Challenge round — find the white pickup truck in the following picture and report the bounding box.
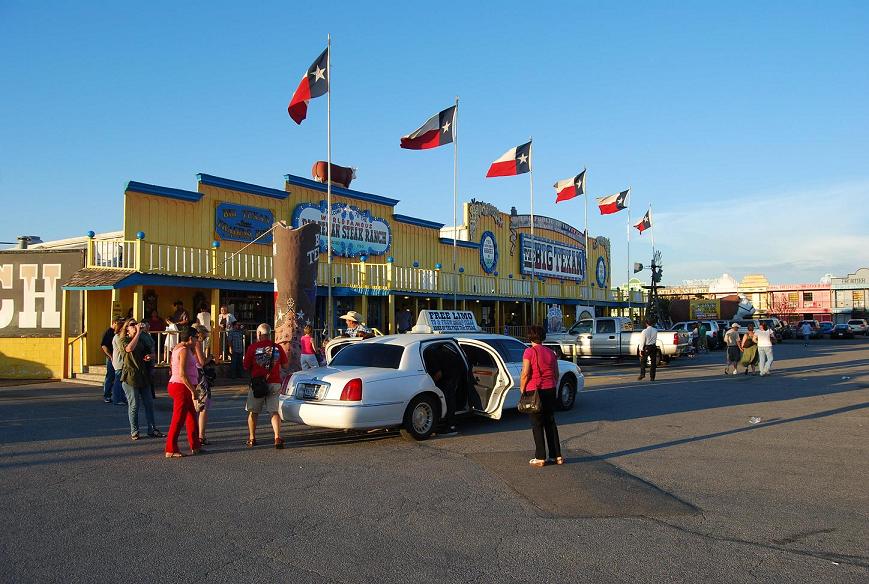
[545,317,691,363]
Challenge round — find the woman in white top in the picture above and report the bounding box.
[196,304,212,358]
[754,323,775,376]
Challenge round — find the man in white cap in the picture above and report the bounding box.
[339,310,373,338]
[724,322,741,375]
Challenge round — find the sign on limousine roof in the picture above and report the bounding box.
[412,310,481,334]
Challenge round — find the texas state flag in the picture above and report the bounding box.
[486,141,532,177]
[554,170,586,203]
[288,47,329,125]
[597,189,630,215]
[400,106,456,150]
[634,209,652,233]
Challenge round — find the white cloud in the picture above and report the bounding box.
[617,180,869,285]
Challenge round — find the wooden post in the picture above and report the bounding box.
[132,285,144,320]
[387,293,396,334]
[61,288,70,378]
[210,287,220,359]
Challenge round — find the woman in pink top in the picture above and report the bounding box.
[520,325,563,467]
[164,327,202,458]
[300,325,319,370]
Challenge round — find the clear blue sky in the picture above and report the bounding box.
[2,1,867,284]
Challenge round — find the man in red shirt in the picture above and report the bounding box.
[243,323,288,448]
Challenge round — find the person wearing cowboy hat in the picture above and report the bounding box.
[724,322,742,375]
[339,310,373,338]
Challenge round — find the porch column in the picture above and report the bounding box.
[210,288,220,359]
[495,300,501,332]
[387,293,396,334]
[132,285,144,321]
[111,288,121,321]
[437,297,444,310]
[361,294,369,327]
[61,288,70,379]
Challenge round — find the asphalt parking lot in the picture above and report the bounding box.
[1,338,867,583]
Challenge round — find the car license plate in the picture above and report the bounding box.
[297,383,322,401]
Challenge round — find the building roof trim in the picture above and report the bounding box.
[392,214,445,229]
[125,181,203,203]
[284,174,400,207]
[439,238,479,249]
[197,174,289,200]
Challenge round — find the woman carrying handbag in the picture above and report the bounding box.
[519,325,563,468]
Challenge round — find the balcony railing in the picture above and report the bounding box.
[85,237,646,304]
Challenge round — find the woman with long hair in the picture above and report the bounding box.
[739,323,759,375]
[519,325,563,467]
[120,318,161,440]
[164,327,202,458]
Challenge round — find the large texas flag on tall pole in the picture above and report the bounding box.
[597,189,630,214]
[288,47,329,124]
[485,141,532,177]
[554,170,586,203]
[400,106,457,150]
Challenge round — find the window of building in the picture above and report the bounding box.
[787,292,798,304]
[803,292,813,302]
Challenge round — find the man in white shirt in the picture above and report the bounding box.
[638,318,659,381]
[754,323,775,376]
[800,322,812,347]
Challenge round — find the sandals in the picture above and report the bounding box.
[554,456,565,465]
[131,434,140,441]
[246,438,257,448]
[274,437,285,449]
[199,437,209,445]
[148,429,164,438]
[529,458,546,468]
[164,452,183,458]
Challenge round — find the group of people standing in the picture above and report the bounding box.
[724,322,776,376]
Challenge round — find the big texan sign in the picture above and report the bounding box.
[519,234,586,281]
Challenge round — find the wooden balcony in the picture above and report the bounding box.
[86,237,645,304]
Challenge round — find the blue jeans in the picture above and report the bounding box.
[112,370,126,404]
[230,353,244,378]
[103,358,114,400]
[122,381,157,436]
[758,347,774,374]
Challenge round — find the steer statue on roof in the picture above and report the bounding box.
[311,161,356,189]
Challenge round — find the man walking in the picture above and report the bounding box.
[800,321,812,347]
[243,323,288,449]
[724,322,741,375]
[227,322,246,379]
[698,321,708,353]
[637,318,658,381]
[755,322,776,376]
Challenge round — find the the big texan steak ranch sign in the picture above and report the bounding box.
[292,201,391,257]
[519,234,586,281]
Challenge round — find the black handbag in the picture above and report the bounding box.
[250,344,275,398]
[518,346,543,414]
[518,389,541,414]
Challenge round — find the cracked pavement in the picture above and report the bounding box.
[1,339,867,582]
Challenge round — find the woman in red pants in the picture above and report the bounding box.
[165,327,202,458]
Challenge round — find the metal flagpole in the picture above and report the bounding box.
[649,203,655,254]
[583,169,589,301]
[626,188,631,322]
[326,34,334,339]
[452,96,459,310]
[529,137,536,324]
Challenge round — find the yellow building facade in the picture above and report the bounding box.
[55,172,642,378]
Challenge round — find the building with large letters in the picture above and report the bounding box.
[2,172,643,380]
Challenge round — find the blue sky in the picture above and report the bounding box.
[1,1,867,284]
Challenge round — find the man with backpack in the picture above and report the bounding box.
[243,323,288,449]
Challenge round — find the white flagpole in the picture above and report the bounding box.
[649,203,655,254]
[326,34,333,339]
[453,97,459,310]
[529,137,536,324]
[583,169,589,301]
[626,188,632,322]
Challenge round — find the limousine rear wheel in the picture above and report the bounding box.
[400,395,439,441]
[557,377,577,411]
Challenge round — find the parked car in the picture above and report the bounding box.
[280,311,583,441]
[847,319,869,335]
[545,317,692,363]
[817,322,836,338]
[670,320,723,349]
[830,324,855,339]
